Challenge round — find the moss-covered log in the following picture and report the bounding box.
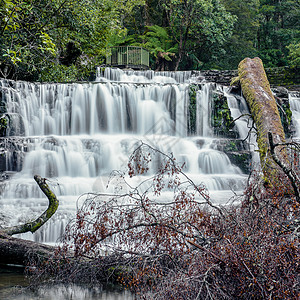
[2,175,59,236]
[0,175,59,265]
[237,57,290,186]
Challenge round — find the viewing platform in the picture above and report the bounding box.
[106,46,150,70]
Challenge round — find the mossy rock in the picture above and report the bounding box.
[212,91,236,137]
[226,151,252,174]
[0,116,8,137]
[272,87,293,137]
[211,139,251,173]
[188,84,199,134]
[212,138,249,152]
[266,67,300,87]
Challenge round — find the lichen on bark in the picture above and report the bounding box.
[2,175,59,236]
[237,57,289,186]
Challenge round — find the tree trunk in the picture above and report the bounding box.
[0,232,56,265]
[237,57,290,187]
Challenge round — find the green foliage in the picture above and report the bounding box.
[39,64,79,82]
[224,141,238,152]
[108,25,177,70]
[287,42,300,67]
[212,92,234,137]
[0,115,8,137]
[1,0,299,76]
[188,84,199,133]
[141,25,177,61]
[108,29,138,47]
[161,0,236,70]
[0,0,144,80]
[215,0,260,69]
[257,0,300,67]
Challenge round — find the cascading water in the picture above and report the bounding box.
[0,69,248,244]
[223,87,261,168]
[289,91,300,138]
[97,67,203,84]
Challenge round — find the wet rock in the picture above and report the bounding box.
[211,139,251,174]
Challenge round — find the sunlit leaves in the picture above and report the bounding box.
[3,48,21,65]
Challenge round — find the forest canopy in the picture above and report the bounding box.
[0,0,299,80]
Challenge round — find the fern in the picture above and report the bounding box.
[141,25,178,59]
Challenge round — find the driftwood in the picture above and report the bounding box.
[0,175,59,265]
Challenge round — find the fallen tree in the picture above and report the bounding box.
[0,232,55,265]
[234,57,298,193]
[0,175,58,265]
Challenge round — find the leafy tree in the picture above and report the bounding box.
[138,25,178,71]
[161,0,236,70]
[257,0,300,67]
[0,0,144,81]
[287,42,300,67]
[215,0,260,69]
[0,0,57,79]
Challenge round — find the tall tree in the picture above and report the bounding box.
[257,0,300,67]
[215,0,260,69]
[161,0,236,70]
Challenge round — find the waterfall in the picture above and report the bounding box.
[96,67,203,84]
[289,92,300,138]
[224,89,252,140]
[0,69,249,244]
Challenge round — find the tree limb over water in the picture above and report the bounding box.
[0,175,59,265]
[2,175,59,236]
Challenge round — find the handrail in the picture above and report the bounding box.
[106,46,150,68]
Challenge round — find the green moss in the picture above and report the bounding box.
[238,57,287,184]
[212,92,235,137]
[227,152,251,174]
[277,100,293,137]
[230,76,240,86]
[0,116,8,137]
[188,84,199,134]
[224,141,238,152]
[266,66,300,86]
